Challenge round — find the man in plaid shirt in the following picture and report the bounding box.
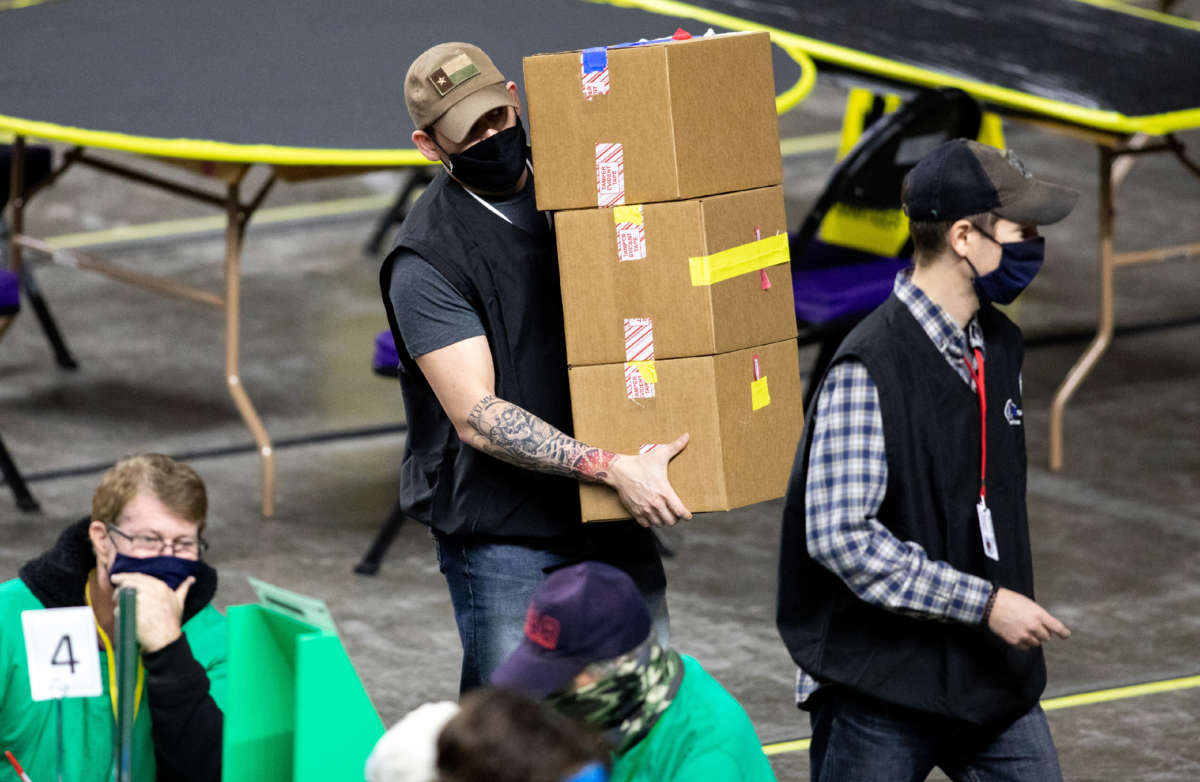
[778,139,1077,781]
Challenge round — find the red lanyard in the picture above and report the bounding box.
[963,348,986,499]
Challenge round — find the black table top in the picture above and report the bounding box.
[668,0,1200,134]
[0,0,798,164]
[5,0,1195,164]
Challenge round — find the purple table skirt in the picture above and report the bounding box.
[790,238,910,325]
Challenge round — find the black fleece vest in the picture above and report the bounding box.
[379,170,579,538]
[777,295,1044,727]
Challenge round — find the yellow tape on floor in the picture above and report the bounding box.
[1041,674,1200,712]
[45,194,394,249]
[763,738,811,757]
[760,673,1200,757]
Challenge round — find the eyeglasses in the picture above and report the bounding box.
[106,524,208,558]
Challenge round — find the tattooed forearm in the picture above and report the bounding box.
[465,395,617,482]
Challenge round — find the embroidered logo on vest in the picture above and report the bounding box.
[1004,398,1023,426]
[524,607,561,650]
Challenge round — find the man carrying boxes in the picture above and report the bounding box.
[381,42,687,693]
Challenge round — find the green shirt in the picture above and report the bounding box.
[611,655,777,782]
[0,578,227,782]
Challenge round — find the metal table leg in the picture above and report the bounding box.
[1050,146,1116,471]
[1049,136,1200,470]
[223,176,276,516]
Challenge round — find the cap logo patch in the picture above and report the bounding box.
[524,607,561,650]
[1005,149,1032,179]
[429,53,480,97]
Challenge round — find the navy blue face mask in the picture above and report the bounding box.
[965,228,1045,305]
[109,553,203,590]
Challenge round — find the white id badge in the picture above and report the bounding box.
[976,498,1000,561]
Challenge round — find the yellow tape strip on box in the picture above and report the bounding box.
[689,232,789,287]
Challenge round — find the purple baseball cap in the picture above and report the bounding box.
[490,561,651,698]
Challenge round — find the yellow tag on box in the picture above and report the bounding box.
[751,376,770,410]
[629,360,657,384]
[613,204,644,225]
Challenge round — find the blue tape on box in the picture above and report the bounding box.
[609,35,676,50]
[582,46,608,73]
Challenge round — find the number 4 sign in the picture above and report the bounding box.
[21,607,103,701]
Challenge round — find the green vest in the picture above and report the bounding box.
[0,578,227,782]
[611,655,777,782]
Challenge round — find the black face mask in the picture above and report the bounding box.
[439,122,528,194]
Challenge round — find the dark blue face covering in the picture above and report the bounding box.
[109,553,203,590]
[966,231,1045,305]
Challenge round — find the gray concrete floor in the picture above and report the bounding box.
[3,28,1200,781]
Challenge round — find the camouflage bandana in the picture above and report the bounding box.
[547,640,683,754]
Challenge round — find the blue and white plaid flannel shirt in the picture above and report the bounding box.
[795,269,995,705]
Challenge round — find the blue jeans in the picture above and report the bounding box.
[434,532,669,693]
[809,689,1062,782]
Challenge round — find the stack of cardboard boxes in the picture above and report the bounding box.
[524,31,803,521]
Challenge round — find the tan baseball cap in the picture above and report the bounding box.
[404,42,517,143]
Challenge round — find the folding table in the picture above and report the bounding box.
[0,0,772,515]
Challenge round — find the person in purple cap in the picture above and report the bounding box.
[778,139,1078,780]
[492,561,776,782]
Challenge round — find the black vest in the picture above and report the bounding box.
[379,170,579,538]
[777,295,1044,727]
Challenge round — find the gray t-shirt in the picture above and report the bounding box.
[388,178,548,361]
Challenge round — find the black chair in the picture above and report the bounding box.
[0,267,38,511]
[362,166,438,256]
[1,144,68,513]
[791,88,983,406]
[354,330,406,575]
[1,144,78,369]
[0,432,39,512]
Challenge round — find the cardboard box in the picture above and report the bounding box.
[556,185,797,366]
[523,31,782,211]
[570,338,803,521]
